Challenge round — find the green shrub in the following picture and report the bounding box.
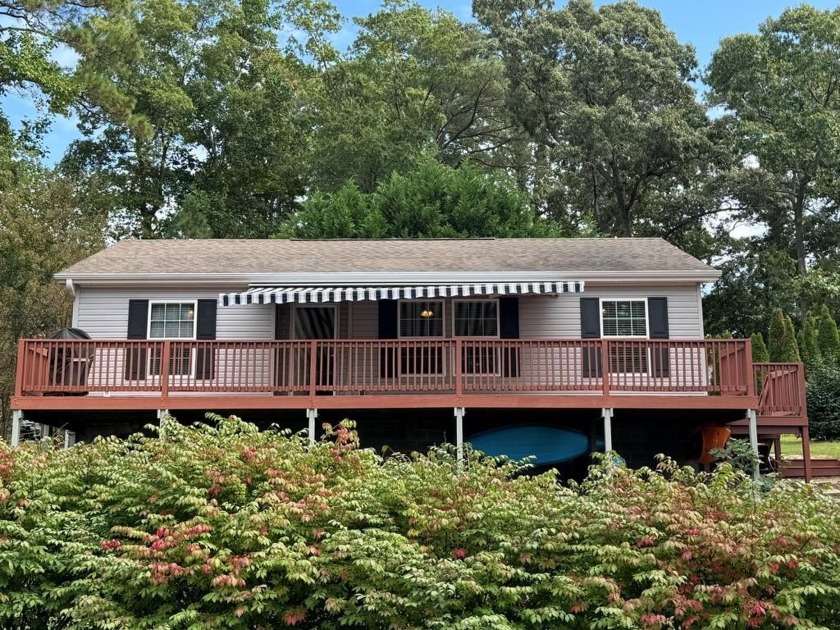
[750,331,770,363]
[2,415,840,628]
[768,308,801,363]
[806,366,840,441]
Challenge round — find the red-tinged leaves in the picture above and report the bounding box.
[2,415,840,629]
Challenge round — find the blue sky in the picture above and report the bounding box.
[9,0,840,162]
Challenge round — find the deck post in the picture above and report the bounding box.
[746,409,759,480]
[10,410,22,447]
[306,408,318,444]
[454,407,465,466]
[40,423,50,439]
[801,425,812,483]
[64,430,76,450]
[602,408,614,452]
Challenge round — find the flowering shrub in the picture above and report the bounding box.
[1,414,840,628]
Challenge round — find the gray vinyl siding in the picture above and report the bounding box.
[72,283,706,393]
[74,287,274,339]
[519,285,703,339]
[74,284,704,342]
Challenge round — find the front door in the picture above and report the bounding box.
[293,306,336,391]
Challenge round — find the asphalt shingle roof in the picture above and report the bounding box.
[59,238,716,276]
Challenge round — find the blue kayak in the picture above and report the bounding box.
[467,425,590,465]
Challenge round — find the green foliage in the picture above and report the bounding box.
[0,162,107,437]
[710,438,759,477]
[2,415,840,627]
[474,0,719,238]
[817,304,840,368]
[798,313,820,371]
[768,308,800,363]
[280,158,554,239]
[750,332,770,364]
[806,367,840,441]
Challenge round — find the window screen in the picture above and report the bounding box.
[454,300,498,337]
[601,300,647,337]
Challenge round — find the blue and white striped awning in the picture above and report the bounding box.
[221,281,584,306]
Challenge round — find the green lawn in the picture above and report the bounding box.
[780,435,840,459]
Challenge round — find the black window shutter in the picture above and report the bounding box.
[126,300,149,380]
[648,297,670,377]
[498,297,520,376]
[195,299,217,380]
[580,297,602,378]
[378,300,398,377]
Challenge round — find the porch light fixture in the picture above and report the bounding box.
[420,309,435,318]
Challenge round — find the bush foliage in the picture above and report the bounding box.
[2,415,840,628]
[807,366,840,442]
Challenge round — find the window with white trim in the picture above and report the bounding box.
[148,302,195,376]
[601,299,648,373]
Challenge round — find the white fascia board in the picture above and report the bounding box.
[57,268,721,286]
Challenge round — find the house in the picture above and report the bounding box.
[10,238,811,478]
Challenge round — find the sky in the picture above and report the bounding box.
[8,0,840,162]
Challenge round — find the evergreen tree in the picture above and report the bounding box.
[798,312,820,370]
[817,305,840,368]
[750,332,770,364]
[783,314,801,363]
[768,308,800,363]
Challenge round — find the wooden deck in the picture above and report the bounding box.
[10,338,803,416]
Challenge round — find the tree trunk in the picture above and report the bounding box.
[793,177,808,276]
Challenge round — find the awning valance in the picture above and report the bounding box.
[221,281,584,306]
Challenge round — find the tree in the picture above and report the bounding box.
[750,332,769,364]
[474,0,719,238]
[798,312,820,371]
[817,304,840,368]
[279,158,554,239]
[308,1,516,193]
[767,308,800,363]
[0,162,107,438]
[707,5,840,277]
[62,0,339,239]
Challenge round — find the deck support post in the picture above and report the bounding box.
[454,407,466,466]
[40,423,50,439]
[602,408,614,453]
[157,409,170,439]
[10,410,22,447]
[64,431,76,450]
[746,409,759,481]
[801,426,812,483]
[306,409,318,444]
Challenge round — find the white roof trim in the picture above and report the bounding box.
[57,269,721,286]
[221,281,585,306]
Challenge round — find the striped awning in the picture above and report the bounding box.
[220,281,584,306]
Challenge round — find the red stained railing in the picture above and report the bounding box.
[15,338,755,398]
[754,363,806,417]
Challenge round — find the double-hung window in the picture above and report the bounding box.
[454,300,499,374]
[601,299,648,374]
[398,300,444,374]
[148,302,195,376]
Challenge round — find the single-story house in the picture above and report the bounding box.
[10,238,810,478]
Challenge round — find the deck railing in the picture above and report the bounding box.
[754,362,806,418]
[16,338,756,399]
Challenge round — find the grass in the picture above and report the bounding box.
[780,435,840,459]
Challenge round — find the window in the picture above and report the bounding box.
[454,300,500,374]
[601,300,647,337]
[398,301,443,375]
[454,300,498,337]
[148,302,195,376]
[601,300,648,374]
[399,300,443,337]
